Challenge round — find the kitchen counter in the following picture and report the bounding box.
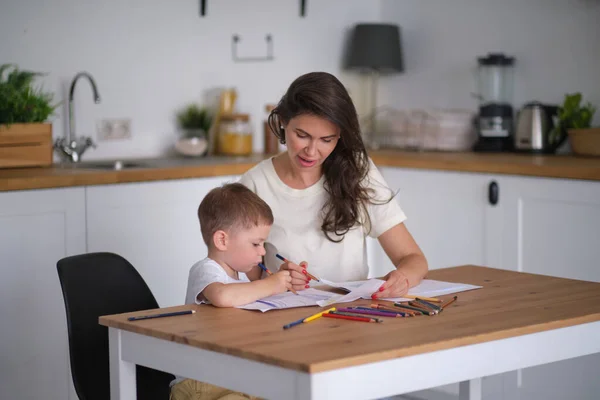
[1,150,599,192]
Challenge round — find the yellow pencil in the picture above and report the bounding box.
[304,307,336,323]
[403,294,441,303]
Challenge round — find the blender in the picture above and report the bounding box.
[473,53,515,152]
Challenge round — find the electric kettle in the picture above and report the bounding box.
[514,102,565,153]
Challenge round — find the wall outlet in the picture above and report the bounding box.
[96,119,132,141]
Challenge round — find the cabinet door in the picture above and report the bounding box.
[0,188,86,400]
[368,167,496,277]
[500,176,600,400]
[86,176,239,307]
[502,175,600,281]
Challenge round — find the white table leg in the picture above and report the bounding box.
[459,378,482,400]
[109,327,137,400]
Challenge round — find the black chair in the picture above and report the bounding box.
[57,252,175,400]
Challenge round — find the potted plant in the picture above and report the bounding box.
[176,104,212,139]
[0,63,58,168]
[551,93,598,157]
[174,104,213,156]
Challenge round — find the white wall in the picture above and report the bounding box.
[3,0,599,161]
[0,0,381,160]
[379,0,600,124]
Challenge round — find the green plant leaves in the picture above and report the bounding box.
[176,104,212,133]
[550,92,596,143]
[0,63,58,125]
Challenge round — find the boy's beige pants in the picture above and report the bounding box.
[170,379,262,400]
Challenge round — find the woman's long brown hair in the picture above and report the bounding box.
[268,72,391,242]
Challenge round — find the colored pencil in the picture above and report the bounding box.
[350,306,410,317]
[337,307,403,318]
[441,296,458,310]
[331,311,383,323]
[282,307,336,330]
[304,307,336,323]
[128,310,195,321]
[282,316,306,330]
[415,298,442,312]
[403,294,442,303]
[259,262,297,295]
[275,254,320,282]
[394,302,434,315]
[323,313,377,323]
[371,303,417,316]
[408,301,439,314]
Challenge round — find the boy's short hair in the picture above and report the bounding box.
[198,182,274,246]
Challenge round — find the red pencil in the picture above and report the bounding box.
[323,313,376,323]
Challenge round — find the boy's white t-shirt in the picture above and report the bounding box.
[172,257,250,387]
[239,157,406,282]
[184,257,250,305]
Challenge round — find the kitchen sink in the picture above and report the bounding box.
[56,154,265,171]
[59,160,153,170]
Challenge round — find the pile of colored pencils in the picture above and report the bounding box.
[282,296,458,329]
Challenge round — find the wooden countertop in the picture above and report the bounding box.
[1,151,599,192]
[99,266,600,373]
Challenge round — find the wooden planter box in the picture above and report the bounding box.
[0,123,53,168]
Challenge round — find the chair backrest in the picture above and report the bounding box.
[57,252,173,400]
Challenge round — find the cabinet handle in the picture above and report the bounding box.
[488,181,499,205]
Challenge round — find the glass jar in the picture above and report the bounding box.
[218,114,253,156]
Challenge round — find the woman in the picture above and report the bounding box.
[241,71,427,299]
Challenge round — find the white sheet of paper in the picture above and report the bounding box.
[317,278,371,293]
[313,278,482,306]
[374,279,482,302]
[236,288,338,312]
[316,279,385,307]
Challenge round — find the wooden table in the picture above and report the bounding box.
[99,266,600,400]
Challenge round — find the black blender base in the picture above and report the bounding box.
[473,138,513,152]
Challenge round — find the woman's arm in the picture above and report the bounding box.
[373,222,428,299]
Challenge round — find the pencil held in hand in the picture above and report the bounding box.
[258,262,273,275]
[275,254,320,282]
[259,263,298,295]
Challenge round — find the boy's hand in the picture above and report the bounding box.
[266,270,292,294]
[278,260,310,292]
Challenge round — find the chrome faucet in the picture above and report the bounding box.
[54,72,101,162]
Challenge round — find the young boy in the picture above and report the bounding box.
[170,183,291,400]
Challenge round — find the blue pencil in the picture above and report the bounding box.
[283,316,306,330]
[258,262,273,275]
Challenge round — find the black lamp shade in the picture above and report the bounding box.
[345,23,404,73]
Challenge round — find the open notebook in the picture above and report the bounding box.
[236,278,482,312]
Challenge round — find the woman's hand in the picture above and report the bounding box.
[278,260,311,292]
[372,269,410,300]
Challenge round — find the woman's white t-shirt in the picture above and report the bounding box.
[239,157,406,282]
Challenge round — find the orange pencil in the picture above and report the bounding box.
[441,296,458,310]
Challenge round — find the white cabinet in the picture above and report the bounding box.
[86,176,239,308]
[374,167,600,400]
[495,174,600,282]
[0,187,86,400]
[369,167,502,278]
[496,175,600,400]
